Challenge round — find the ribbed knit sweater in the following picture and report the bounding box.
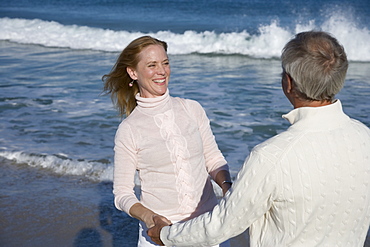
[113,90,228,223]
[161,100,370,247]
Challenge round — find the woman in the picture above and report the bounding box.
[103,36,231,246]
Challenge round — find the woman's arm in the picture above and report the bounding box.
[113,124,141,214]
[190,100,232,195]
[214,169,232,196]
[129,203,158,228]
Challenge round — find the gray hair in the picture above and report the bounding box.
[281,31,348,101]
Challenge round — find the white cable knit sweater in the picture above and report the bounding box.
[113,89,228,223]
[161,100,370,247]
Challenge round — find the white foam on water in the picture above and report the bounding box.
[1,10,369,61]
[0,151,113,182]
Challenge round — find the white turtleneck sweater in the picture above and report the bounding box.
[160,100,370,247]
[113,90,228,223]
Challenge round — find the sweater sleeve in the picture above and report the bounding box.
[186,99,229,179]
[113,122,140,216]
[160,149,277,246]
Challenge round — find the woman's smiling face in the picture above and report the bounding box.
[127,44,170,98]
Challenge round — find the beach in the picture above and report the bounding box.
[1,157,369,247]
[1,0,370,246]
[0,157,139,247]
[0,158,254,247]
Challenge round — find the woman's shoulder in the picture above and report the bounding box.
[171,96,203,110]
[116,109,141,130]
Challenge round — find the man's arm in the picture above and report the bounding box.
[147,150,277,246]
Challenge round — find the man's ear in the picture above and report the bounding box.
[127,67,137,80]
[285,73,293,94]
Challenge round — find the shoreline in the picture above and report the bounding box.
[0,159,368,246]
[0,159,139,247]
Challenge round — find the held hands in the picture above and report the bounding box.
[147,215,172,246]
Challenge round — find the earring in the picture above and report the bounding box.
[129,80,134,87]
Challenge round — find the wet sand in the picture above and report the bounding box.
[0,158,368,246]
[0,159,139,247]
[0,159,250,247]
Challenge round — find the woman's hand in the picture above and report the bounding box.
[129,203,157,228]
[147,215,172,245]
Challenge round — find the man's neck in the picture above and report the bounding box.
[293,99,332,109]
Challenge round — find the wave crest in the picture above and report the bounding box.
[0,151,113,182]
[0,13,369,61]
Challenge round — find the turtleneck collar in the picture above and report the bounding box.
[282,100,349,129]
[135,89,170,110]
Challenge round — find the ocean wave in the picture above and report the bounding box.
[0,150,226,196]
[1,14,369,61]
[0,151,113,182]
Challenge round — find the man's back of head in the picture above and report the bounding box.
[281,31,348,102]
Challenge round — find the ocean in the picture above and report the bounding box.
[0,0,369,246]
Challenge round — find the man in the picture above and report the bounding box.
[147,31,370,246]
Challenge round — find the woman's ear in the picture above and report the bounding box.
[126,67,137,80]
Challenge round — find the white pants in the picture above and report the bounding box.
[137,222,230,247]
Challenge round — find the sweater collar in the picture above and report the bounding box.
[135,89,170,109]
[282,100,349,127]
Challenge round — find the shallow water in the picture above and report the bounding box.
[1,41,370,180]
[1,0,370,180]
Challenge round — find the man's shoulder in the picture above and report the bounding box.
[252,130,296,161]
[349,118,370,132]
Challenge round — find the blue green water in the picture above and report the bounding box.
[0,0,369,180]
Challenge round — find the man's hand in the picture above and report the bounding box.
[147,215,172,246]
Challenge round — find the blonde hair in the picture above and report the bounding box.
[102,36,168,117]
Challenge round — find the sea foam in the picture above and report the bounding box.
[0,151,113,182]
[0,12,369,61]
[0,150,224,194]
